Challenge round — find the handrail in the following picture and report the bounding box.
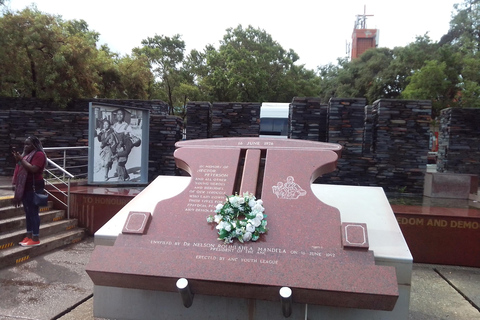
[43,146,89,219]
[46,158,75,179]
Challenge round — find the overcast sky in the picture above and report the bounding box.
[7,0,460,70]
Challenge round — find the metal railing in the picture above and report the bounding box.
[43,146,89,219]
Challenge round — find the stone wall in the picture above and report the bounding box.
[328,98,367,157]
[186,102,260,139]
[0,98,180,180]
[210,102,260,138]
[181,98,437,194]
[7,97,479,195]
[320,98,374,186]
[289,97,328,141]
[313,99,432,194]
[437,108,480,174]
[370,99,432,194]
[148,115,184,178]
[1,110,89,176]
[185,102,211,140]
[0,97,170,114]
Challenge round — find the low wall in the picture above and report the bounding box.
[0,98,180,181]
[437,108,480,174]
[5,97,480,195]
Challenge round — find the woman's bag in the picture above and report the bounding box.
[33,192,48,207]
[32,177,48,207]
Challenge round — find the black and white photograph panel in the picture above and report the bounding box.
[91,105,144,183]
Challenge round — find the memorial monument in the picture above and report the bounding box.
[87,138,404,319]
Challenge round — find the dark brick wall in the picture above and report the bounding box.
[185,102,211,140]
[210,102,260,138]
[370,99,432,194]
[0,98,179,180]
[184,98,435,194]
[1,110,89,176]
[313,99,432,194]
[289,97,328,141]
[0,97,169,114]
[437,108,480,174]
[7,97,478,195]
[148,115,184,179]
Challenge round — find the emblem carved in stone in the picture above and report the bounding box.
[272,176,307,199]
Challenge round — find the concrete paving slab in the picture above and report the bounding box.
[436,265,480,309]
[0,237,94,320]
[408,264,480,319]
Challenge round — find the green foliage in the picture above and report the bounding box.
[133,34,186,114]
[198,25,317,103]
[3,0,480,117]
[316,0,480,116]
[0,6,153,106]
[401,60,453,114]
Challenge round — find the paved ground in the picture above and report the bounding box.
[0,238,94,320]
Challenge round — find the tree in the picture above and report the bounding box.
[0,7,154,106]
[0,7,101,106]
[117,53,154,100]
[317,48,398,104]
[401,60,455,115]
[134,34,186,114]
[199,25,316,103]
[459,54,480,108]
[439,0,480,53]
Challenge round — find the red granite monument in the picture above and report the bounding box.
[87,138,398,310]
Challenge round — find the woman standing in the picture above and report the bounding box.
[11,136,47,247]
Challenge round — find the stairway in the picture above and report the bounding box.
[0,196,85,269]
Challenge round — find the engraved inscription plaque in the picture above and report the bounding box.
[122,211,151,235]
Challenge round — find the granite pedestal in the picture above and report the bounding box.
[87,138,411,319]
[424,172,478,199]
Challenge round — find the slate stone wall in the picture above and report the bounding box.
[370,99,432,194]
[1,109,89,177]
[289,97,328,141]
[148,115,184,178]
[185,102,211,140]
[0,97,169,114]
[162,97,436,197]
[6,97,479,195]
[0,98,180,180]
[328,98,367,157]
[313,99,432,194]
[318,98,374,186]
[363,105,374,156]
[210,102,260,138]
[437,108,480,174]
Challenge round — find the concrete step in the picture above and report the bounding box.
[0,196,14,207]
[0,219,79,250]
[0,208,66,233]
[0,229,86,269]
[0,200,54,220]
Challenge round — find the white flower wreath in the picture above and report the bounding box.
[207,192,268,243]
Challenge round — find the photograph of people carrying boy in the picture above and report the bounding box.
[92,106,143,183]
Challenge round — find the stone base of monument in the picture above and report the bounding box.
[393,204,480,268]
[47,183,142,235]
[90,176,412,320]
[92,284,412,320]
[424,172,478,199]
